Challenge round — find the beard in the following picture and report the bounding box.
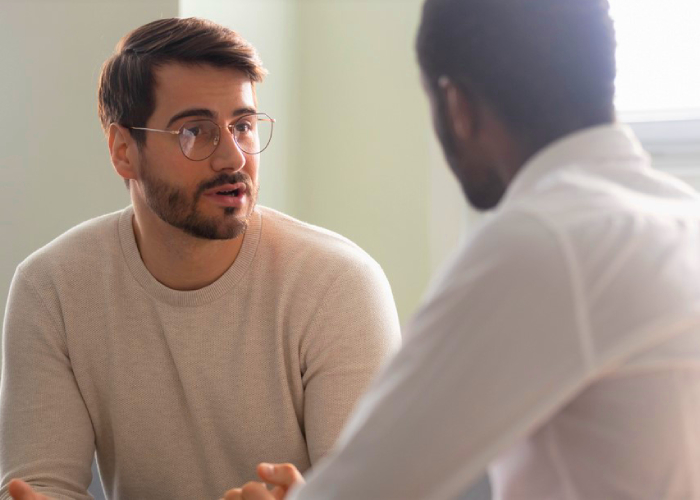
[138,161,257,240]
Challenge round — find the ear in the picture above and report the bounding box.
[438,76,479,142]
[108,124,139,183]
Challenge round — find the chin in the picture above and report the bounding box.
[172,210,248,240]
[213,212,250,240]
[452,160,506,211]
[464,188,505,211]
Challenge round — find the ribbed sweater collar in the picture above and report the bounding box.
[118,205,262,307]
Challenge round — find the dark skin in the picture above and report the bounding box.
[222,74,540,500]
[426,76,536,210]
[425,75,613,211]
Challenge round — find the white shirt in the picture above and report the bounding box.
[289,124,700,499]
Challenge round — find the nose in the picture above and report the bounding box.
[209,126,246,172]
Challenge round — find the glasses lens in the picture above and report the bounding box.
[233,114,273,154]
[180,120,219,160]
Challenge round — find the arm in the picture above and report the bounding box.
[0,267,95,500]
[291,211,592,499]
[300,258,401,464]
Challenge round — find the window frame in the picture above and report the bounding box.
[626,118,700,192]
[626,118,700,160]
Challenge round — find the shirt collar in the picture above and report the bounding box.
[502,123,651,204]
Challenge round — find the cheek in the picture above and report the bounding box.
[244,158,260,183]
[163,158,202,189]
[141,147,187,179]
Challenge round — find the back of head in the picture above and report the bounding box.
[416,0,617,148]
[98,17,267,145]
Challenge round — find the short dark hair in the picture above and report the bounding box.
[98,17,267,145]
[416,0,617,147]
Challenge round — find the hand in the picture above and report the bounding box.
[8,479,52,500]
[223,462,305,500]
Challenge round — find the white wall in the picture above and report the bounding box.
[0,0,179,333]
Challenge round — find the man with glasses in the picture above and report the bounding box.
[0,18,400,500]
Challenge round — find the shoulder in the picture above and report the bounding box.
[257,206,383,275]
[461,208,564,267]
[423,207,571,311]
[508,160,700,228]
[253,207,396,322]
[16,208,125,286]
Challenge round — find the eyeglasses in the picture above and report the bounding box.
[130,113,275,161]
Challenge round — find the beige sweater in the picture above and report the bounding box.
[0,206,401,500]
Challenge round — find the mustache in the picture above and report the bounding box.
[196,172,252,197]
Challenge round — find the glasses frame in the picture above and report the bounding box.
[130,112,275,161]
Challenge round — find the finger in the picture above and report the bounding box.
[223,488,243,500]
[270,486,286,500]
[256,463,305,489]
[241,481,275,500]
[8,479,40,500]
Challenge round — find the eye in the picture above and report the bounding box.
[183,125,201,137]
[234,121,252,133]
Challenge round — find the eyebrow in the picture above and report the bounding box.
[166,106,258,129]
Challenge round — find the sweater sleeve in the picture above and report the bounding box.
[0,267,95,500]
[299,258,401,465]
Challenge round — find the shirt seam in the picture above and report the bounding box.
[545,425,579,500]
[505,207,596,499]
[675,371,700,497]
[511,207,596,372]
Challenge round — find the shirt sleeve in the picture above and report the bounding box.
[0,266,95,500]
[290,210,592,499]
[300,257,402,465]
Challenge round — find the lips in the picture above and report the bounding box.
[203,183,248,208]
[205,183,247,196]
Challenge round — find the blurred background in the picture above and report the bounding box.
[1,0,699,499]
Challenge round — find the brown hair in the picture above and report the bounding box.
[98,17,267,145]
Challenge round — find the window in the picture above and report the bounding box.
[609,0,700,182]
[611,0,700,121]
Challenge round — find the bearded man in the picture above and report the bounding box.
[0,17,400,500]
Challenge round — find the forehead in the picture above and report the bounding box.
[151,63,255,120]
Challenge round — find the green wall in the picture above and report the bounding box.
[293,0,432,322]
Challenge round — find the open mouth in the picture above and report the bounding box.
[206,182,247,197]
[203,182,248,208]
[216,188,241,197]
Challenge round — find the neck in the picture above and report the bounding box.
[131,196,245,291]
